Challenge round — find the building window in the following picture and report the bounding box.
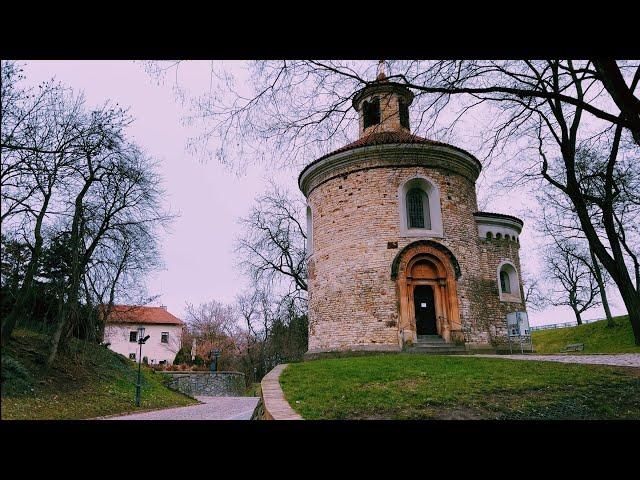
[399,99,409,129]
[363,98,380,128]
[129,353,136,360]
[129,331,137,343]
[498,262,521,302]
[500,270,511,293]
[161,332,169,343]
[399,177,443,237]
[406,188,431,230]
[486,231,493,240]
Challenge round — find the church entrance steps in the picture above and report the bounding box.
[406,335,467,354]
[417,334,446,344]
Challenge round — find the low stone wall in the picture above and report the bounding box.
[260,364,303,420]
[163,371,245,397]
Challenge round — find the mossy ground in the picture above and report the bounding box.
[1,329,197,420]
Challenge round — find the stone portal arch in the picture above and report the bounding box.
[394,242,463,344]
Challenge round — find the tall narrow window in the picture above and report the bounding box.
[129,331,138,343]
[363,98,380,128]
[399,99,409,129]
[161,332,169,344]
[407,188,430,229]
[500,271,511,293]
[306,206,313,255]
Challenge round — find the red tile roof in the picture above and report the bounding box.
[105,305,184,326]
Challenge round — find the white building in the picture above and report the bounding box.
[103,305,184,365]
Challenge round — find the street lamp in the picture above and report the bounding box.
[135,327,151,407]
[210,349,221,373]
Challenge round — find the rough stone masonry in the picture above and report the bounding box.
[298,71,527,355]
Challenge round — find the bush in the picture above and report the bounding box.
[1,354,34,396]
[173,347,192,365]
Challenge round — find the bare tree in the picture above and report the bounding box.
[543,239,601,325]
[235,182,307,307]
[1,70,94,345]
[1,63,173,365]
[183,300,240,369]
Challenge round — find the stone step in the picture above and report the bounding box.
[406,347,467,355]
[407,342,467,354]
[413,345,465,351]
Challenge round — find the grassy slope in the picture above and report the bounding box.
[279,354,640,420]
[532,316,639,354]
[1,329,197,420]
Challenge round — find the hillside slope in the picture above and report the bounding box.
[532,316,639,354]
[1,329,196,420]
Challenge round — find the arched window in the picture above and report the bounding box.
[363,98,380,129]
[486,232,493,240]
[500,270,511,293]
[505,234,510,241]
[497,262,521,302]
[406,188,431,229]
[496,233,502,240]
[399,176,442,237]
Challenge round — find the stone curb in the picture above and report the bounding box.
[260,364,303,420]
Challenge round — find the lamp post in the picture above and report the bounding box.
[210,349,220,373]
[135,327,150,407]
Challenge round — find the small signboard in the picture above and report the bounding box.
[506,311,532,353]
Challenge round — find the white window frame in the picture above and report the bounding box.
[399,176,443,237]
[497,261,522,303]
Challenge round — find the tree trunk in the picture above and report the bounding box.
[618,281,640,345]
[1,194,51,345]
[590,249,614,327]
[47,171,93,365]
[573,308,583,326]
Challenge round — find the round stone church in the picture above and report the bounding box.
[299,72,526,355]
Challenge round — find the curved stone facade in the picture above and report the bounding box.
[300,77,526,354]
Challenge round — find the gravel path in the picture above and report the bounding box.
[473,354,640,368]
[105,396,260,420]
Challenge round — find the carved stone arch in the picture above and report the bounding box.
[392,241,463,344]
[391,240,462,280]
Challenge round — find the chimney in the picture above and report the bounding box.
[160,305,167,310]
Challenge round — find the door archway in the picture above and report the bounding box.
[392,241,462,344]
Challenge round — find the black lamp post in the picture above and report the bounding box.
[135,327,150,407]
[210,349,220,373]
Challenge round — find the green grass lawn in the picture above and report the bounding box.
[532,316,640,354]
[1,329,197,420]
[279,354,640,419]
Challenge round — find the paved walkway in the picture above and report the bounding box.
[474,354,640,368]
[105,396,260,420]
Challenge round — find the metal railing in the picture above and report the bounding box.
[530,318,600,332]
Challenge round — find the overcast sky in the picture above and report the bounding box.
[20,60,626,327]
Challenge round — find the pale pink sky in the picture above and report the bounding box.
[20,60,626,326]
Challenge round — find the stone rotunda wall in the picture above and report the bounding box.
[305,145,486,353]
